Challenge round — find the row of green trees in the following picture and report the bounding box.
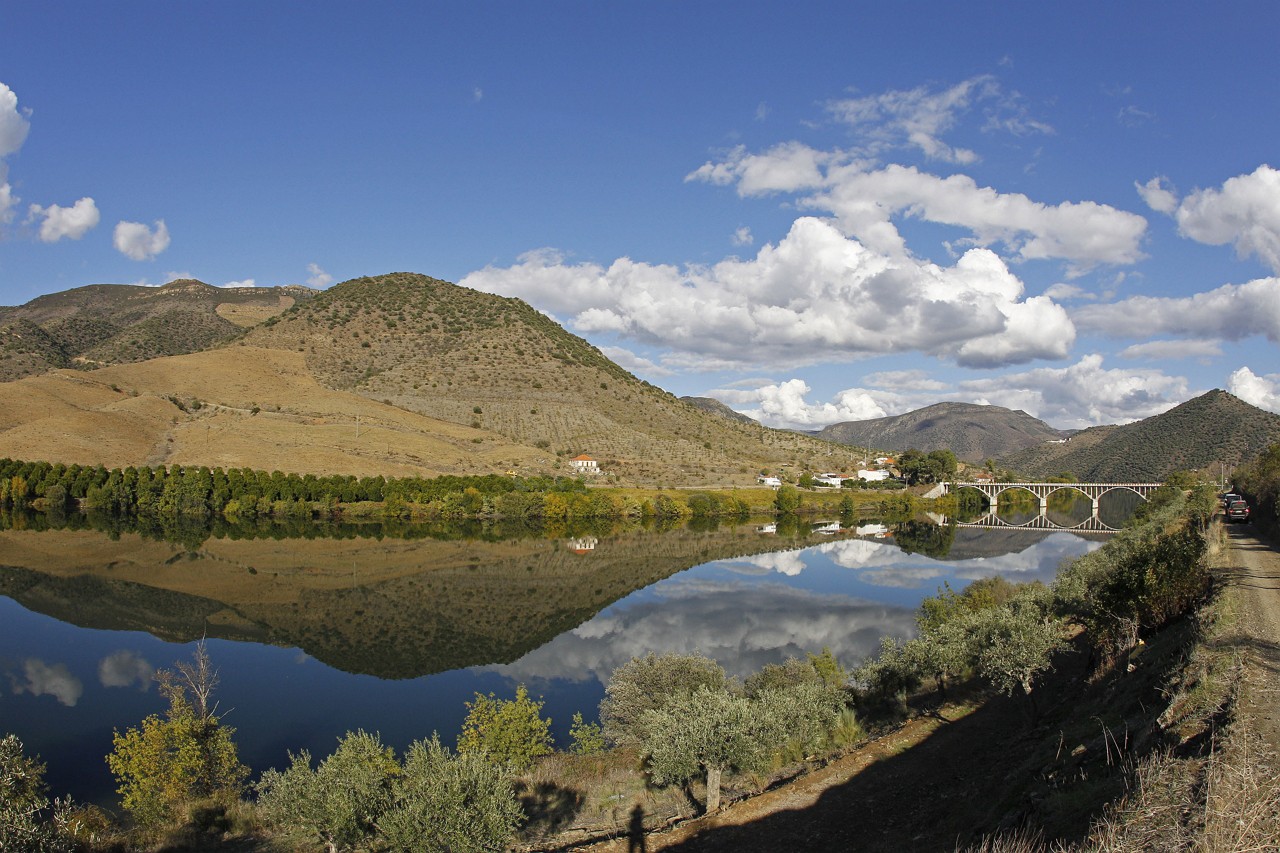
[0,458,773,526]
[0,458,587,516]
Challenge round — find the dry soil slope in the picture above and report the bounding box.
[0,347,547,477]
[242,272,860,485]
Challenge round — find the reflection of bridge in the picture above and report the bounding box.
[941,481,1163,532]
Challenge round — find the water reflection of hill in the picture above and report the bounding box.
[0,524,841,679]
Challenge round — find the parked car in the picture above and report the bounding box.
[1220,491,1242,507]
[1225,499,1251,523]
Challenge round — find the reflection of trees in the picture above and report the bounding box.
[892,519,957,559]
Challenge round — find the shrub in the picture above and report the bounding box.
[457,685,553,770]
[106,646,247,830]
[255,730,399,850]
[567,712,605,755]
[378,736,523,852]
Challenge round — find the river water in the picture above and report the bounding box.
[0,512,1109,805]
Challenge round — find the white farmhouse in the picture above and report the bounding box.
[857,469,890,482]
[757,476,782,488]
[570,454,600,475]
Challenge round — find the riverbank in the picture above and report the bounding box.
[567,518,1278,852]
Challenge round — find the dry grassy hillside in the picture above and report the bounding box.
[0,347,549,477]
[240,272,860,484]
[0,272,861,485]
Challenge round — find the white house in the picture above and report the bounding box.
[757,476,782,488]
[857,469,890,482]
[569,454,600,475]
[814,473,845,487]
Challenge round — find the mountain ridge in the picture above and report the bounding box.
[0,273,862,485]
[817,401,1071,463]
[999,389,1280,481]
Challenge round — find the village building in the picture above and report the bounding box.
[569,454,600,475]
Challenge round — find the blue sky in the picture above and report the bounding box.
[3,2,1279,430]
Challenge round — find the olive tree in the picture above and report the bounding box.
[1,735,73,852]
[257,731,523,853]
[378,736,524,852]
[599,652,727,747]
[968,597,1066,722]
[255,730,400,851]
[640,686,778,813]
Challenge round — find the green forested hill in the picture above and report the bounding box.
[999,390,1280,480]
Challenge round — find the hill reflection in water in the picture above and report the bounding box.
[0,516,1104,805]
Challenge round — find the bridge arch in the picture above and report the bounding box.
[944,481,1163,515]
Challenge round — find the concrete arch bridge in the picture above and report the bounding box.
[940,481,1164,532]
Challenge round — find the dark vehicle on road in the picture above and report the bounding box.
[1225,499,1251,523]
[1220,491,1242,507]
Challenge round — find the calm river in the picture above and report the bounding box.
[0,512,1110,805]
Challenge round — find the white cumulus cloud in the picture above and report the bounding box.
[1074,277,1280,343]
[807,163,1147,268]
[306,263,333,288]
[1227,366,1280,414]
[28,197,100,242]
[0,180,16,224]
[113,219,170,260]
[960,353,1189,429]
[1136,176,1179,214]
[0,81,30,159]
[710,378,894,430]
[1173,165,1280,273]
[463,217,1075,371]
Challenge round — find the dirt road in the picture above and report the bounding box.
[1221,524,1280,756]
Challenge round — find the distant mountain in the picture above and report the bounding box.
[0,272,861,485]
[1000,390,1280,481]
[0,279,312,381]
[818,402,1070,463]
[681,396,758,425]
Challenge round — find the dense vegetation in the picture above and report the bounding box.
[1234,441,1280,537]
